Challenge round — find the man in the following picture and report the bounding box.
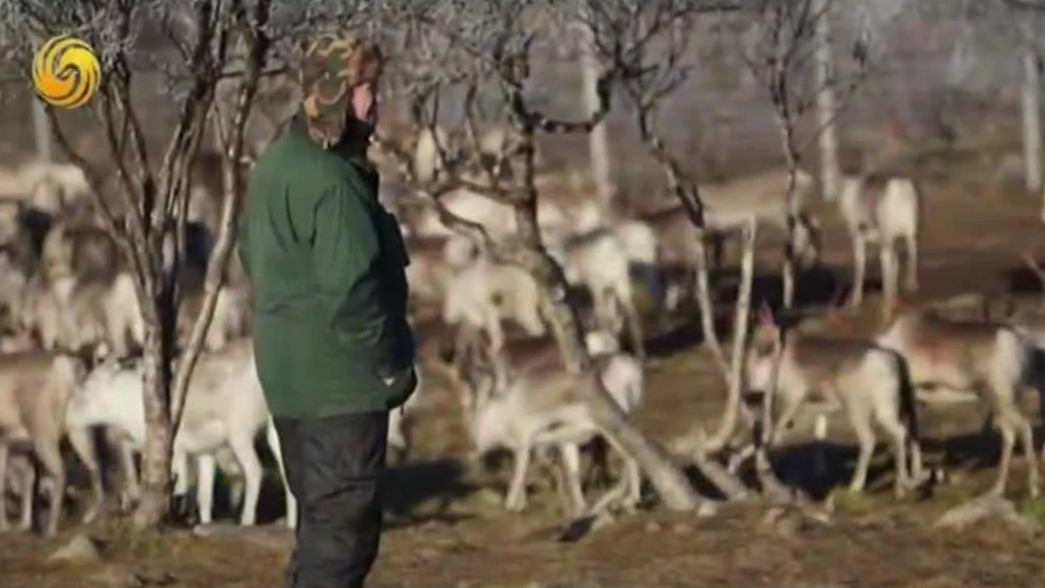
[238,33,417,588]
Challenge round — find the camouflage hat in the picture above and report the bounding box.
[299,33,383,149]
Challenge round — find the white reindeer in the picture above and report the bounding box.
[64,341,296,527]
[838,174,921,315]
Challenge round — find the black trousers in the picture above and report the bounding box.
[274,411,389,588]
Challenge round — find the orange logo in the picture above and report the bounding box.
[32,35,101,109]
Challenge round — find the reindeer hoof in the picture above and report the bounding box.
[846,485,867,497]
[504,495,527,513]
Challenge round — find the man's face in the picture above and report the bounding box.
[351,82,378,126]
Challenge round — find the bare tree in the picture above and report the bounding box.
[31,99,52,162]
[741,0,869,308]
[1020,17,1042,194]
[1006,0,1045,217]
[577,2,614,205]
[0,0,274,528]
[813,0,841,201]
[582,0,812,501]
[583,0,736,375]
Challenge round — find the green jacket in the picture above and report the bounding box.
[238,115,416,418]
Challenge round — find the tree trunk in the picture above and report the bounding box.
[578,8,613,206]
[520,230,702,511]
[813,0,840,201]
[31,99,52,162]
[133,303,176,528]
[1020,18,1044,214]
[511,120,700,510]
[706,219,757,451]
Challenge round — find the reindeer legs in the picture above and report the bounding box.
[903,233,919,292]
[850,233,867,308]
[0,444,9,531]
[880,245,899,319]
[66,425,104,523]
[505,442,534,512]
[195,453,217,525]
[559,443,587,517]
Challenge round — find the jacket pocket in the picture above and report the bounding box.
[374,363,418,410]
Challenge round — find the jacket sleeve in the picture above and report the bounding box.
[309,183,382,322]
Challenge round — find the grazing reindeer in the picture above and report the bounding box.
[450,328,643,517]
[876,308,1039,498]
[745,308,923,496]
[838,174,921,316]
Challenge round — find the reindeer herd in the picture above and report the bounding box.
[2,123,1045,543]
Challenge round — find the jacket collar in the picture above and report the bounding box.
[290,109,373,166]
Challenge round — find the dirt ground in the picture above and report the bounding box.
[6,151,1045,587]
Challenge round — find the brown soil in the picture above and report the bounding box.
[5,160,1045,587]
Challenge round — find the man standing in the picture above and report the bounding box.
[238,33,417,588]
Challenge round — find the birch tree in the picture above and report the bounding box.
[0,0,275,528]
[577,2,614,205]
[742,0,870,308]
[813,0,841,200]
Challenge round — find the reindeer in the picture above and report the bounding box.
[546,228,647,359]
[632,171,821,314]
[636,167,821,267]
[177,281,251,352]
[64,340,296,528]
[403,235,460,309]
[449,327,644,517]
[875,307,1039,498]
[745,307,923,496]
[838,173,921,316]
[39,219,120,284]
[442,255,547,385]
[0,350,101,536]
[29,272,145,360]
